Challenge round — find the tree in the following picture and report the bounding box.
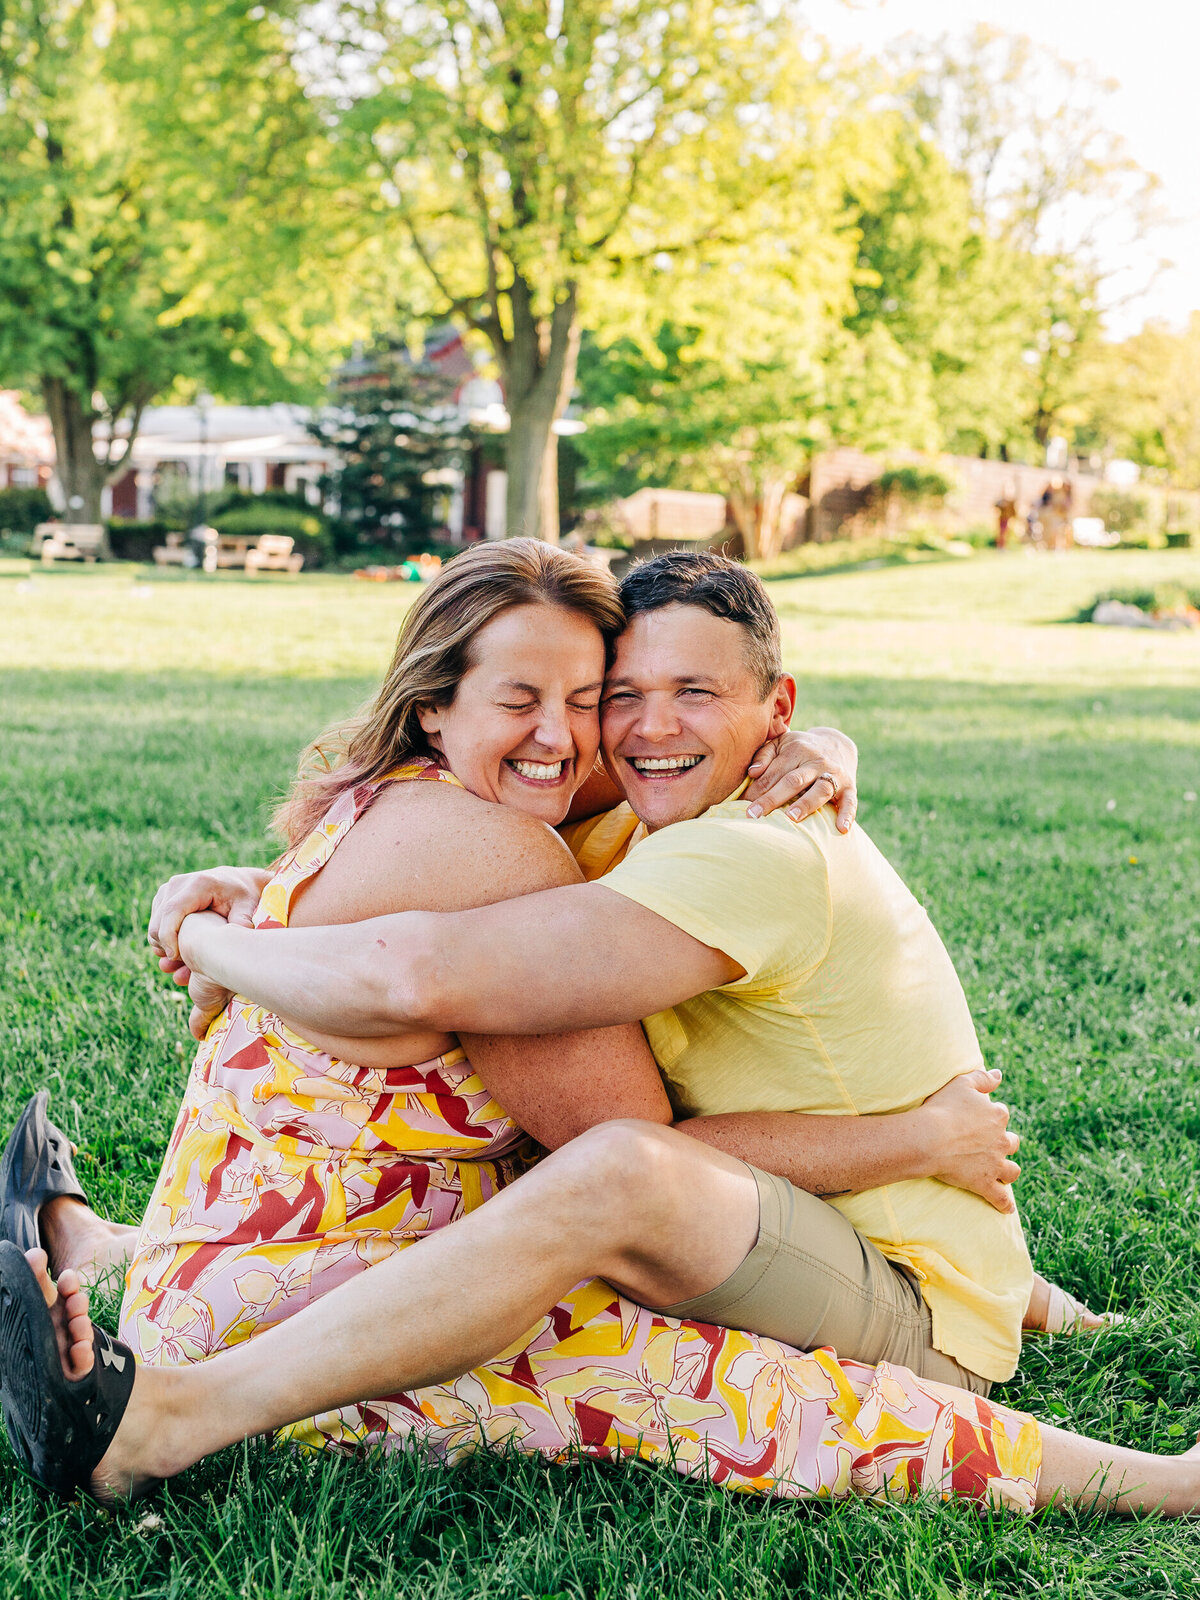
[309,344,473,551]
[335,0,839,540]
[0,1,348,544]
[902,25,1163,455]
[577,314,937,560]
[1084,315,1200,486]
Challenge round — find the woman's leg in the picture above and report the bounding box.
[1036,1426,1200,1515]
[39,1232,1200,1518]
[26,1119,1200,1518]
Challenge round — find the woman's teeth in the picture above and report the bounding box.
[510,759,566,781]
[630,756,703,773]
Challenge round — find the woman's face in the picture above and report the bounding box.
[417,602,606,824]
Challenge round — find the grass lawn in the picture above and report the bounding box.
[1,548,1198,1598]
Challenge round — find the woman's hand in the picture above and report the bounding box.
[919,1069,1021,1214]
[744,726,858,831]
[149,866,271,961]
[186,963,236,1041]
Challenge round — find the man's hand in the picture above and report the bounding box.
[744,726,858,832]
[919,1068,1021,1214]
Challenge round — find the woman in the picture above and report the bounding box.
[2,541,1162,1515]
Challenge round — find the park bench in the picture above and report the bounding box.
[153,532,195,567]
[244,534,304,574]
[201,532,254,572]
[33,522,106,563]
[198,531,304,574]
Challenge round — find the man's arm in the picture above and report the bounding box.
[177,882,734,1040]
[173,896,1021,1208]
[675,1070,1021,1214]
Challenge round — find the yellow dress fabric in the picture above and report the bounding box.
[564,796,1032,1384]
[119,763,1041,1510]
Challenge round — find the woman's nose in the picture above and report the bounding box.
[533,702,573,753]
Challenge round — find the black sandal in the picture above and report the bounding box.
[0,1093,89,1255]
[0,1240,135,1499]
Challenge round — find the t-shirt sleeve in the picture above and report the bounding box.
[600,815,831,988]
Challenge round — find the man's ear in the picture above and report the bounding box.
[767,675,797,738]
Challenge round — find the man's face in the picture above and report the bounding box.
[602,603,795,830]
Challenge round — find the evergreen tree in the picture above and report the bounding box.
[310,350,472,553]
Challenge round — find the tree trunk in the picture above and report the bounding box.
[728,472,792,561]
[505,404,560,540]
[757,476,789,561]
[501,279,579,542]
[42,376,112,555]
[727,486,761,560]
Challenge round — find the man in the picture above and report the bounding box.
[163,550,1036,1393]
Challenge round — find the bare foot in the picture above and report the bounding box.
[25,1247,94,1380]
[1023,1272,1121,1334]
[22,1247,171,1502]
[39,1197,138,1284]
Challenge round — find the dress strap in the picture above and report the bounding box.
[255,757,465,928]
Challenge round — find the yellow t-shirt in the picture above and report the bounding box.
[562,797,1032,1383]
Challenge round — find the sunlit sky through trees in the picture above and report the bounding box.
[803,0,1200,335]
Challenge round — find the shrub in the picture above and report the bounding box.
[1090,487,1152,535]
[1165,530,1194,549]
[211,502,333,567]
[875,466,955,508]
[0,485,52,533]
[957,522,998,549]
[106,519,176,562]
[1073,582,1200,622]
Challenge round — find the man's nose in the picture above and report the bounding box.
[633,696,682,741]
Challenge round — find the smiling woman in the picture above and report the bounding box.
[415,605,606,822]
[275,538,624,841]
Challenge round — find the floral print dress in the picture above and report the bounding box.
[120,763,1042,1512]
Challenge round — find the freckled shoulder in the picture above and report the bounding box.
[289,773,583,926]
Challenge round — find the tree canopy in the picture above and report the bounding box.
[0,5,1185,550]
[0,0,356,534]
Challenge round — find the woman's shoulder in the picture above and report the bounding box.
[311,772,582,918]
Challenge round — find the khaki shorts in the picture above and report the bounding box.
[660,1162,990,1397]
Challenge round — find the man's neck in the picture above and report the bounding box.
[629,777,752,834]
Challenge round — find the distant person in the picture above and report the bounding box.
[995,493,1018,549]
[1040,481,1074,553]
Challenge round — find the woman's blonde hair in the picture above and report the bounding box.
[273,538,625,846]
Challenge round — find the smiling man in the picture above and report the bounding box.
[171,550,1035,1394]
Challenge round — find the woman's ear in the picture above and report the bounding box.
[767,674,797,738]
[417,704,443,742]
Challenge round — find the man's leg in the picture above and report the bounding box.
[658,1164,992,1392]
[39,1198,137,1284]
[39,1120,764,1497]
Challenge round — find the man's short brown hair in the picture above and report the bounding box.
[618,550,783,698]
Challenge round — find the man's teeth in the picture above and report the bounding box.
[630,756,703,772]
[510,759,566,780]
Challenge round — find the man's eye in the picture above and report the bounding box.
[605,692,636,704]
